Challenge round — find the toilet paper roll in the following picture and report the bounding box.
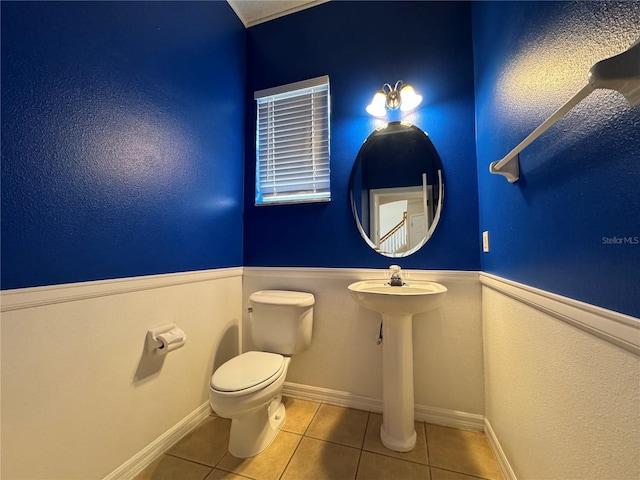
[156,327,186,354]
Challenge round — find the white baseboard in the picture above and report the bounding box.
[103,402,212,480]
[484,418,517,480]
[414,404,484,432]
[283,382,485,432]
[284,382,383,413]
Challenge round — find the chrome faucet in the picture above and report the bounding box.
[388,265,404,286]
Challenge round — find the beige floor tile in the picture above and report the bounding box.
[356,451,431,480]
[306,404,369,448]
[167,416,231,467]
[133,454,212,480]
[430,467,487,480]
[426,424,503,480]
[362,413,429,465]
[282,396,320,434]
[281,437,360,480]
[206,469,252,480]
[217,430,301,480]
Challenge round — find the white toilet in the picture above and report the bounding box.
[208,290,314,458]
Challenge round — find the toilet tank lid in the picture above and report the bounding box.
[249,290,314,307]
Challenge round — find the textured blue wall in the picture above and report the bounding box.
[473,1,640,317]
[7,1,633,317]
[1,1,245,289]
[243,1,480,270]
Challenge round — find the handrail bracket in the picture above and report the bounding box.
[489,155,520,183]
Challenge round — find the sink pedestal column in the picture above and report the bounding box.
[347,279,447,452]
[380,313,416,452]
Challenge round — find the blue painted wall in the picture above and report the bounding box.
[473,1,640,317]
[1,1,245,289]
[243,1,480,270]
[5,0,635,318]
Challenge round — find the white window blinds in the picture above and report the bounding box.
[255,76,330,205]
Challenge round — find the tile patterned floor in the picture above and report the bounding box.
[134,398,504,480]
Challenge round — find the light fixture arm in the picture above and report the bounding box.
[366,80,422,116]
[385,81,404,110]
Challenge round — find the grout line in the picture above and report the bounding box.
[276,432,303,480]
[353,412,369,480]
[163,452,217,470]
[301,398,322,436]
[214,466,254,480]
[353,448,364,480]
[278,397,322,479]
[359,411,370,450]
[302,434,367,451]
[424,421,431,465]
[359,447,432,467]
[419,422,430,467]
[430,465,495,480]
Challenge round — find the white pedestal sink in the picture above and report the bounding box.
[348,279,447,452]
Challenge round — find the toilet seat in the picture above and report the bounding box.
[210,351,285,397]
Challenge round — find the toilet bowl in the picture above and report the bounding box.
[209,352,291,457]
[208,290,314,458]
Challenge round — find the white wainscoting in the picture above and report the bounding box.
[243,267,486,421]
[103,401,212,480]
[481,274,640,479]
[480,273,640,355]
[6,267,637,480]
[1,268,242,480]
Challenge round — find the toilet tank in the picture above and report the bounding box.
[248,290,314,355]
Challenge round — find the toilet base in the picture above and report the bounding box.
[228,395,286,458]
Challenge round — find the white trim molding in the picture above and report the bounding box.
[414,404,485,432]
[244,266,480,284]
[480,273,640,355]
[229,0,329,28]
[283,382,485,432]
[103,402,212,480]
[1,267,243,312]
[283,382,383,413]
[484,418,517,480]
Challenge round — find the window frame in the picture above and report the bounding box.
[254,75,331,206]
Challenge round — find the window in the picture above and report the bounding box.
[254,76,330,205]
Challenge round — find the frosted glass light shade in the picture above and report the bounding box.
[366,82,423,116]
[399,84,422,111]
[366,91,387,116]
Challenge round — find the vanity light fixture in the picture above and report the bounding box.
[366,80,423,116]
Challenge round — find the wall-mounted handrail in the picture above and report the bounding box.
[490,38,640,183]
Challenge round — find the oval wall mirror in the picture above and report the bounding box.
[349,121,444,257]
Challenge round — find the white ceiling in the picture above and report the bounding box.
[227,0,329,28]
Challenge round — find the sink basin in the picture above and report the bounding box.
[348,280,447,316]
